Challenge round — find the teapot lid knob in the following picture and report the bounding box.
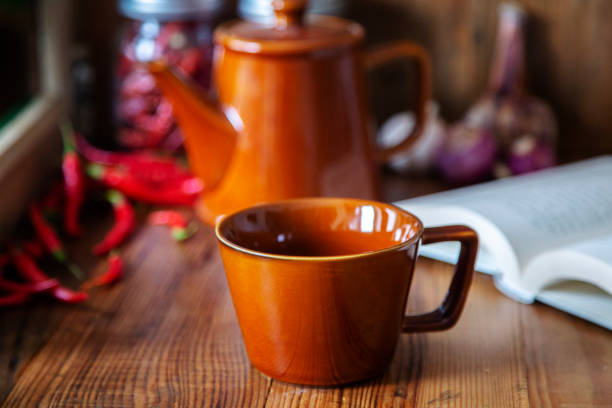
[272,0,307,28]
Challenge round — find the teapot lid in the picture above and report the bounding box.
[215,0,364,55]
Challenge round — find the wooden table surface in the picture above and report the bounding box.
[1,173,611,407]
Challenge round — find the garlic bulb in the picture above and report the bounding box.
[377,101,447,173]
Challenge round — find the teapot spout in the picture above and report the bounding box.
[147,61,237,190]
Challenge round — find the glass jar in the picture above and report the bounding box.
[115,0,225,150]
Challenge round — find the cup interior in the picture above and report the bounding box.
[217,198,422,258]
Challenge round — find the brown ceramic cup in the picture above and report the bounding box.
[216,198,478,386]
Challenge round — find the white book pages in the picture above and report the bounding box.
[394,156,612,329]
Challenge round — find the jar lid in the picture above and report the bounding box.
[119,0,226,21]
[215,0,363,55]
[238,0,348,23]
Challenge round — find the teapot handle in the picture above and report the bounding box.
[365,41,432,163]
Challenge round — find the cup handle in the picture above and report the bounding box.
[402,225,478,332]
[365,41,432,163]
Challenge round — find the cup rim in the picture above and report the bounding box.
[215,197,424,262]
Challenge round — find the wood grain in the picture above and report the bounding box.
[1,175,611,406]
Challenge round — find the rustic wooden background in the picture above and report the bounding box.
[75,0,612,158]
[354,0,612,159]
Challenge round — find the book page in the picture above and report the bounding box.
[569,235,612,265]
[536,281,612,331]
[516,234,612,311]
[524,235,612,294]
[404,157,612,269]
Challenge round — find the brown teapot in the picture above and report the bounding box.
[148,0,431,224]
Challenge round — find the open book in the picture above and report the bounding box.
[395,156,612,330]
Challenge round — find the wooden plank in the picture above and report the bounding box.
[0,206,116,403]
[2,222,270,407]
[2,176,611,406]
[3,227,612,406]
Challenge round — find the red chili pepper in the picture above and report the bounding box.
[149,210,187,228]
[60,121,86,236]
[12,252,87,304]
[51,286,89,303]
[0,291,30,307]
[0,278,59,294]
[86,164,201,205]
[93,190,135,255]
[76,132,191,185]
[82,253,123,290]
[148,210,197,241]
[29,204,67,263]
[0,255,57,294]
[126,159,192,186]
[76,131,138,165]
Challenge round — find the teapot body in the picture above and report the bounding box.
[149,6,431,226]
[195,45,380,223]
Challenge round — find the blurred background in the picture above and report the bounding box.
[64,0,612,157]
[1,0,612,230]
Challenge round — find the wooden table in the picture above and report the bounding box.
[1,174,611,407]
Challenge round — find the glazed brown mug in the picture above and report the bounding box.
[216,198,478,385]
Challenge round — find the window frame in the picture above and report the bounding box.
[0,0,70,236]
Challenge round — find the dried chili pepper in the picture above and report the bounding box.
[82,252,123,290]
[29,204,67,263]
[93,190,135,255]
[0,291,30,306]
[86,164,200,205]
[60,121,85,236]
[148,210,197,241]
[12,251,87,304]
[132,98,175,147]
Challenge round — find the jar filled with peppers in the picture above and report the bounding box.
[115,0,227,150]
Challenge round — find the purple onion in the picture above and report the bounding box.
[507,135,555,175]
[446,3,558,182]
[436,125,498,185]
